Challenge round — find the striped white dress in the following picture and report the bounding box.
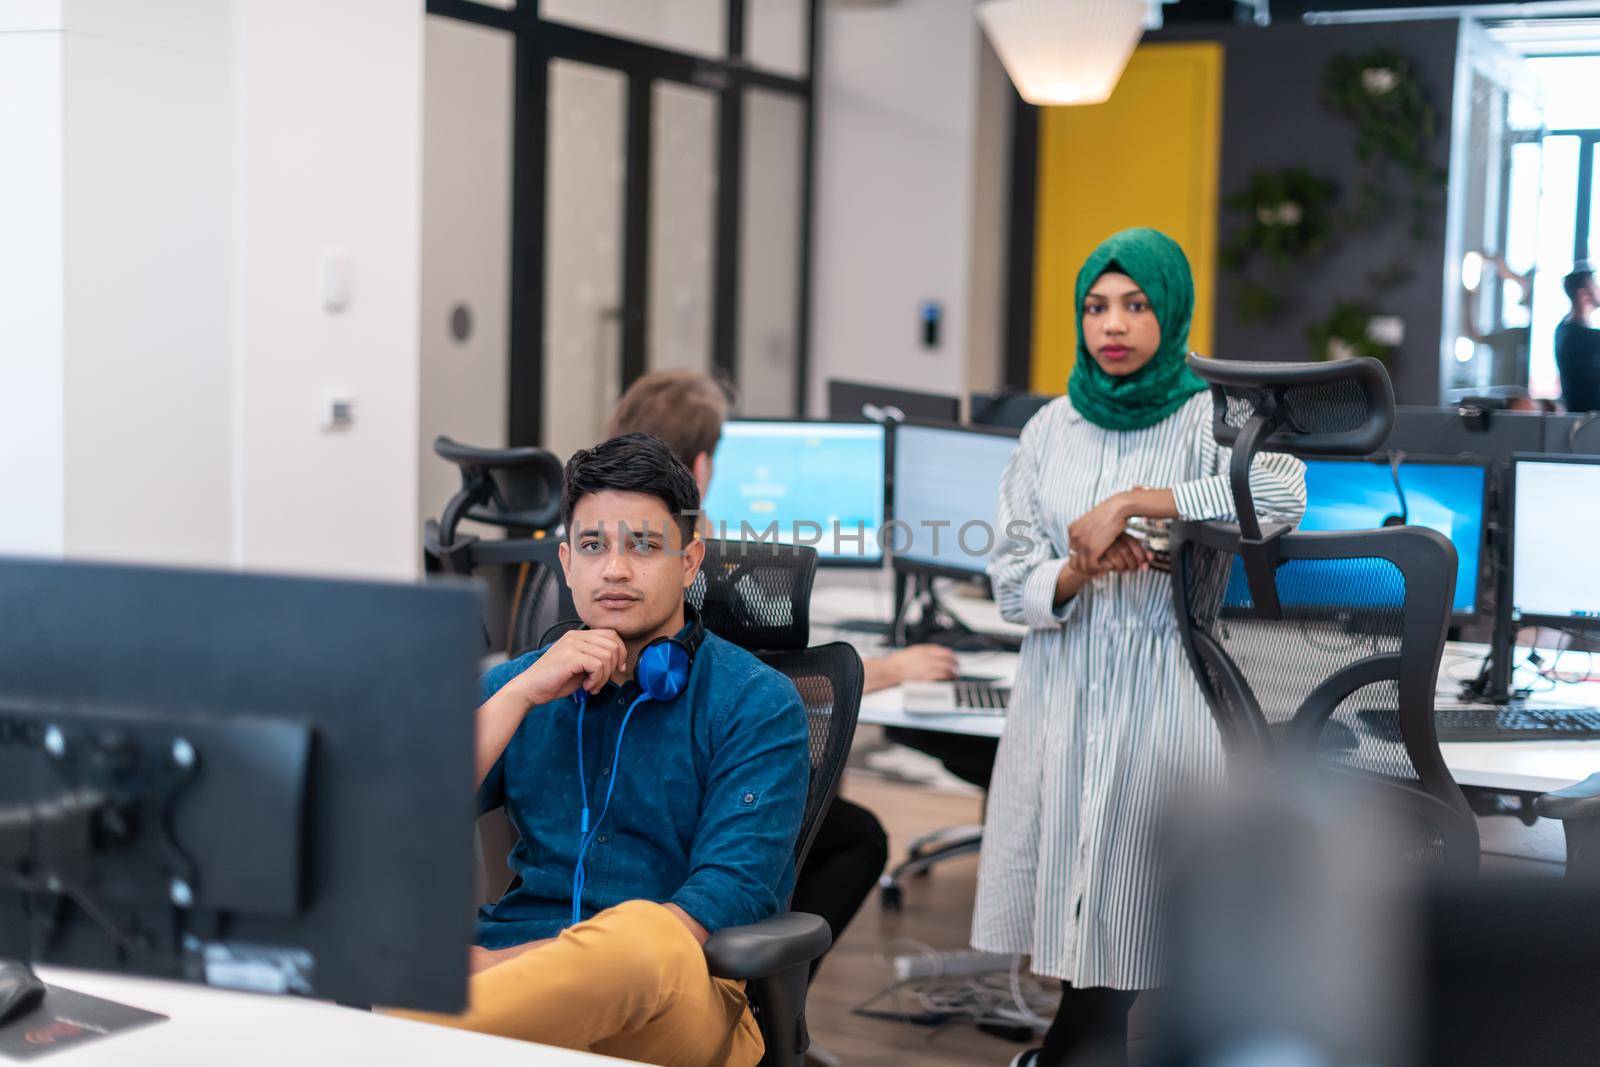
[971,391,1306,990]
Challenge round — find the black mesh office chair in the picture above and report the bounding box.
[423,436,573,653]
[1169,356,1481,872]
[689,539,814,653]
[479,540,864,1067]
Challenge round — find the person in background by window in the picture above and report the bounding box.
[1556,267,1600,412]
[1462,253,1533,389]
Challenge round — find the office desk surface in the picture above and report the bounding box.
[29,967,632,1067]
[814,575,1600,795]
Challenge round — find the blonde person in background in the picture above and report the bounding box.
[974,229,1306,1067]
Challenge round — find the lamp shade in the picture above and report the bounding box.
[976,0,1149,107]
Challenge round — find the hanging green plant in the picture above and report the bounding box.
[1321,48,1445,237]
[1222,167,1340,268]
[1365,258,1415,292]
[1221,167,1339,322]
[1305,300,1396,364]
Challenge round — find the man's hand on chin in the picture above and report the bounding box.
[664,903,710,946]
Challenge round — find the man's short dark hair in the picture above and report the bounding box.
[561,432,701,543]
[1565,267,1596,302]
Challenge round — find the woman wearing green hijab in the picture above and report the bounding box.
[973,229,1306,1067]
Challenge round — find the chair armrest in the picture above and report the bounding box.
[702,912,831,981]
[1534,772,1600,821]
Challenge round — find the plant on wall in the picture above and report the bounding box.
[1305,300,1397,364]
[1321,48,1445,237]
[1221,167,1340,322]
[1218,46,1443,361]
[1222,168,1340,269]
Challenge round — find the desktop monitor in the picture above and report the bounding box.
[890,421,1019,578]
[702,419,887,566]
[1224,455,1489,616]
[1510,454,1600,628]
[0,558,482,1012]
[826,379,960,424]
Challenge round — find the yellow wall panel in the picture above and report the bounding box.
[1030,42,1224,395]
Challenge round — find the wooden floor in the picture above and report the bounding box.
[805,772,1026,1067]
[805,763,1568,1067]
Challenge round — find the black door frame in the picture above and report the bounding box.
[1549,129,1600,265]
[1003,93,1039,393]
[427,0,820,445]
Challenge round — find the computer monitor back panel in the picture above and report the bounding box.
[0,558,482,1012]
[1388,405,1545,460]
[1540,413,1600,455]
[1511,455,1600,628]
[826,379,960,424]
[703,419,887,565]
[891,421,1020,577]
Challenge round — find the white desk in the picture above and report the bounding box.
[28,967,631,1067]
[813,575,1600,796]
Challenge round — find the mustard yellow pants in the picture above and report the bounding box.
[398,900,763,1067]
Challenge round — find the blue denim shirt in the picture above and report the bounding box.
[474,626,809,949]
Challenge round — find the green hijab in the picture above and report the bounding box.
[1066,227,1207,432]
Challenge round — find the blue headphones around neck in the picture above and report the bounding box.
[569,603,703,926]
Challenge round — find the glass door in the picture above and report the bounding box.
[542,59,628,461]
[426,0,818,451]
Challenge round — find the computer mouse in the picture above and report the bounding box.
[0,961,46,1025]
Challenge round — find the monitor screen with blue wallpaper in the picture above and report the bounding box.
[1224,457,1487,615]
[702,420,886,564]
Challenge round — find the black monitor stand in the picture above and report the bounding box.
[889,570,1021,652]
[1454,493,1600,706]
[1461,550,1520,705]
[1456,461,1523,706]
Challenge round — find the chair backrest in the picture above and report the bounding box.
[756,643,864,873]
[689,539,817,652]
[1171,356,1478,873]
[527,538,818,657]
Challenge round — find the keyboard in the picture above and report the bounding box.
[902,680,1010,716]
[1434,704,1600,742]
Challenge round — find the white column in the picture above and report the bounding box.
[0,9,66,556]
[60,0,234,567]
[232,0,425,579]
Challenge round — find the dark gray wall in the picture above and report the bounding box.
[1152,20,1459,405]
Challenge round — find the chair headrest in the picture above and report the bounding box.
[536,539,819,655]
[1189,355,1395,458]
[689,539,817,652]
[433,435,564,532]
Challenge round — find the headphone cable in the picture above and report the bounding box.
[571,691,650,928]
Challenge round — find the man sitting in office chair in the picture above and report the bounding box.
[400,432,809,1067]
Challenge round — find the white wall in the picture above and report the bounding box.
[0,19,65,556]
[232,0,425,578]
[419,14,513,536]
[62,2,233,566]
[1,0,427,580]
[0,1,231,564]
[807,0,986,414]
